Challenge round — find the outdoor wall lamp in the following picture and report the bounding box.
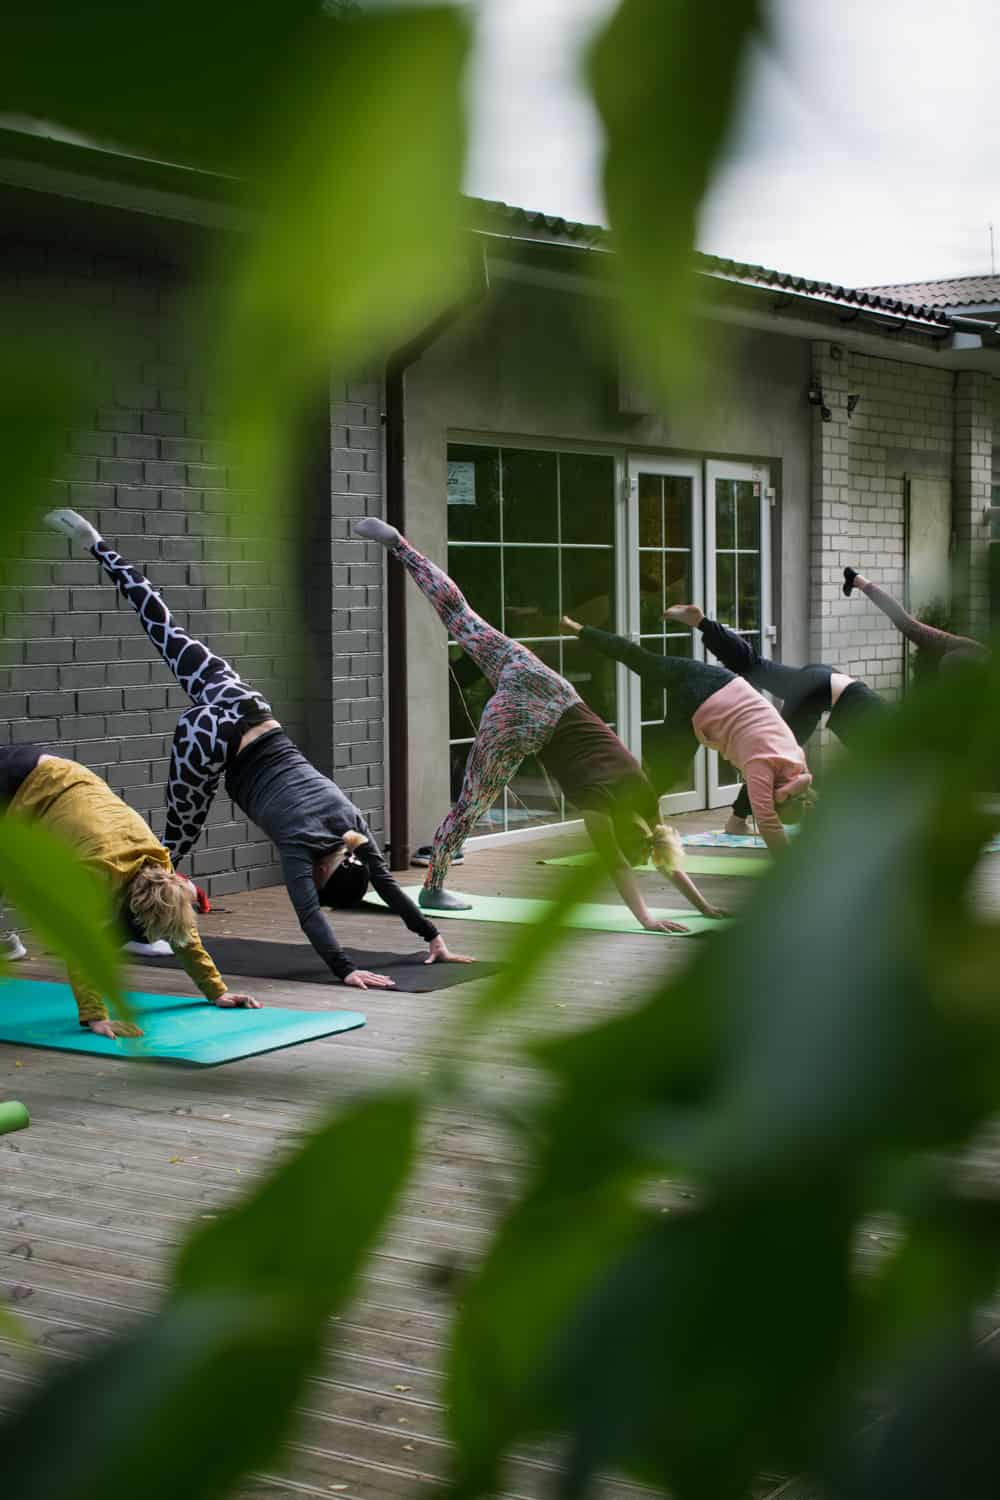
[807,376,832,421]
[847,392,861,417]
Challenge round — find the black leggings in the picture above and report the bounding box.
[90,540,272,862]
[698,618,883,818]
[698,620,834,744]
[578,627,732,781]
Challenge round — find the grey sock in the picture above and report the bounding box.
[354,517,401,549]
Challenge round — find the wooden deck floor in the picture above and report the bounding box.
[2,811,993,1499]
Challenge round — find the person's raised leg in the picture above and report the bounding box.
[355,521,513,686]
[843,566,985,660]
[162,706,227,863]
[45,509,271,716]
[418,695,525,908]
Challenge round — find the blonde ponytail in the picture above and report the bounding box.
[649,822,685,875]
[630,813,685,874]
[128,864,197,949]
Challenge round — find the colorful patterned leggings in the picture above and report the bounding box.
[90,540,272,862]
[393,538,579,888]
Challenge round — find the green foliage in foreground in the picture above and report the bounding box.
[0,1092,418,1500]
[1,2,998,1498]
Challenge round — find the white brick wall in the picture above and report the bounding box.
[810,344,954,700]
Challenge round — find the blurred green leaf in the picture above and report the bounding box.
[220,4,470,514]
[0,332,86,576]
[0,1090,419,1500]
[870,1188,1000,1361]
[550,1189,855,1500]
[448,1179,642,1498]
[176,1087,419,1306]
[0,812,122,1018]
[0,1302,32,1353]
[0,2,326,172]
[534,665,1000,1193]
[588,0,765,400]
[842,1340,1000,1500]
[457,854,609,1038]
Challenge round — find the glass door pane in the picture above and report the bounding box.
[627,459,705,815]
[446,443,619,837]
[705,461,772,808]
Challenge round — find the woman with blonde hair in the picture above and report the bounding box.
[0,745,259,1038]
[352,519,724,931]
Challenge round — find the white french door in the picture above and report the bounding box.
[624,457,706,814]
[624,456,773,814]
[704,460,773,807]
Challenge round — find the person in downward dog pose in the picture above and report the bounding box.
[842,567,988,668]
[45,509,470,991]
[662,604,885,835]
[560,618,816,854]
[0,745,259,1037]
[353,519,724,931]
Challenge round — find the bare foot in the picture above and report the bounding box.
[724,815,751,836]
[663,604,704,629]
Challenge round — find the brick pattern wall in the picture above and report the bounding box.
[952,370,992,638]
[810,343,954,701]
[0,238,349,895]
[330,381,386,840]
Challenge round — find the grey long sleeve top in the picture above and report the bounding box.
[225,728,437,980]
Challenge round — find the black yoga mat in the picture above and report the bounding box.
[135,937,504,993]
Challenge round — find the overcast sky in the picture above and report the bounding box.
[464,0,1000,289]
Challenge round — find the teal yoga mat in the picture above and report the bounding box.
[539,852,767,877]
[0,979,365,1066]
[368,889,726,936]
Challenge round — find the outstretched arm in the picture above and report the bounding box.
[582,811,689,933]
[362,839,473,964]
[666,866,727,920]
[281,855,396,990]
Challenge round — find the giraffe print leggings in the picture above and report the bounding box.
[90,540,272,862]
[392,538,579,888]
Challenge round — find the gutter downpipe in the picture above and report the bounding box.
[383,252,490,871]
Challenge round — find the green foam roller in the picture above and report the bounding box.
[0,1101,29,1135]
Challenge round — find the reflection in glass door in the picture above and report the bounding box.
[626,458,705,814]
[705,460,772,808]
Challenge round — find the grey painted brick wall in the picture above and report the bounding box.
[330,379,386,841]
[0,236,356,896]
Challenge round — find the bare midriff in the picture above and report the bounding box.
[237,718,282,756]
[829,672,854,708]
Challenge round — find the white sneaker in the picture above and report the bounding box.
[122,939,173,957]
[44,507,101,550]
[0,935,27,962]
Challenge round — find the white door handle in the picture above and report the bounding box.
[764,625,777,641]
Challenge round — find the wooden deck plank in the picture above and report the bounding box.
[4,812,955,1498]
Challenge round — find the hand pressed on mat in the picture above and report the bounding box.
[345,969,396,991]
[87,1018,144,1040]
[424,935,474,966]
[213,991,263,1009]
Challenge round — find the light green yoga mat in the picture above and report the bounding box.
[539,852,767,878]
[368,889,727,936]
